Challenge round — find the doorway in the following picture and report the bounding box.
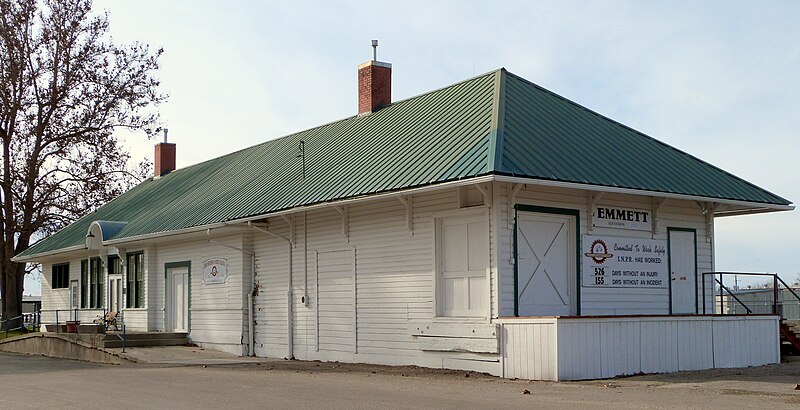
[515,206,579,316]
[669,228,697,314]
[108,275,122,313]
[166,263,190,333]
[70,280,79,321]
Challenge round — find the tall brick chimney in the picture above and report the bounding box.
[358,40,391,115]
[154,129,176,177]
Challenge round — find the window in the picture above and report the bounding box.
[126,253,144,308]
[435,212,489,318]
[81,258,103,309]
[51,263,69,289]
[108,255,122,276]
[81,260,88,308]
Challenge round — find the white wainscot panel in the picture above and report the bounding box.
[499,316,779,381]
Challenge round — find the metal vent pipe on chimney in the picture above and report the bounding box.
[154,129,176,177]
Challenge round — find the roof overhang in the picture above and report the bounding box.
[493,174,794,216]
[13,175,496,263]
[13,173,793,263]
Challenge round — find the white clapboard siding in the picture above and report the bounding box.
[252,218,291,358]
[495,182,714,317]
[39,248,154,331]
[410,322,499,354]
[40,256,150,328]
[122,310,147,330]
[499,316,779,381]
[39,261,73,324]
[499,318,558,380]
[145,245,162,331]
[252,187,501,374]
[153,235,247,355]
[317,248,355,353]
[39,256,104,326]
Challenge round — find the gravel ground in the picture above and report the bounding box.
[1,352,799,409]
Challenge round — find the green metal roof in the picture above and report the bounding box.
[497,71,790,204]
[16,69,791,260]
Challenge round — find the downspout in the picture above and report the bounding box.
[206,229,257,357]
[248,221,294,359]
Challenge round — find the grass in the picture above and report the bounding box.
[0,329,25,340]
[0,327,39,340]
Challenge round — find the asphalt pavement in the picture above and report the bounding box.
[1,352,799,409]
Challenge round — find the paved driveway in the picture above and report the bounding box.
[1,352,799,409]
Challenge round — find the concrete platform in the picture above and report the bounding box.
[106,345,277,365]
[1,332,274,366]
[0,333,127,364]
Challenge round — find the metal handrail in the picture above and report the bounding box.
[98,308,126,352]
[702,272,800,319]
[714,278,752,314]
[106,309,127,353]
[43,308,127,352]
[1,311,40,337]
[1,315,24,338]
[775,276,800,306]
[52,308,79,333]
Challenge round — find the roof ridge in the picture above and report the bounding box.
[164,69,505,178]
[487,68,507,172]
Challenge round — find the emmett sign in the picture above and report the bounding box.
[592,206,651,231]
[583,235,668,288]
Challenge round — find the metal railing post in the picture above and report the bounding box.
[773,275,779,316]
[702,273,707,314]
[719,273,723,314]
[121,311,126,353]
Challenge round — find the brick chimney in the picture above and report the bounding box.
[154,129,176,177]
[358,40,391,115]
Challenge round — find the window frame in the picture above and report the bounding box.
[51,263,70,289]
[126,252,144,308]
[81,260,88,308]
[108,255,122,276]
[81,257,103,309]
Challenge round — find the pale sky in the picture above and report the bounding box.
[25,0,800,294]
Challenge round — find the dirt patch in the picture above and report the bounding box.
[209,358,498,380]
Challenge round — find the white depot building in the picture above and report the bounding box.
[15,57,793,380]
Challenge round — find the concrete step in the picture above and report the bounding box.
[99,331,189,348]
[102,337,189,349]
[102,332,187,342]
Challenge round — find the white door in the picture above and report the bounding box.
[437,214,488,318]
[168,267,190,332]
[516,211,576,316]
[70,280,79,321]
[669,229,697,314]
[108,275,122,312]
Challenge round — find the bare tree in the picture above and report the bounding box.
[0,0,165,328]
